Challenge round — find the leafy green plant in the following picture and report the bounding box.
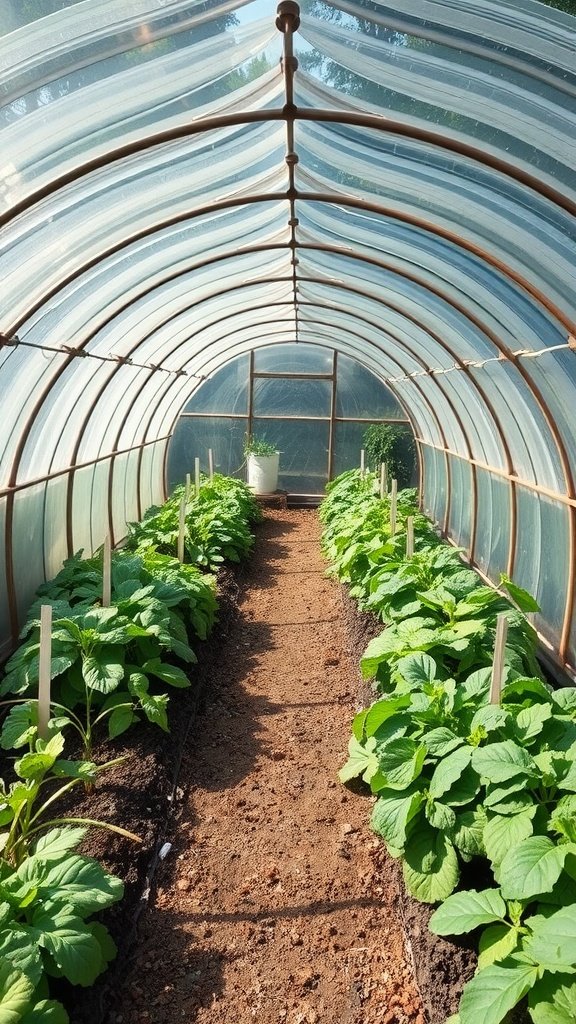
[0,730,139,866]
[362,422,416,488]
[0,959,68,1023]
[430,885,576,1024]
[1,600,192,756]
[0,825,123,1017]
[127,474,261,568]
[243,434,278,457]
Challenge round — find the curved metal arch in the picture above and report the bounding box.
[12,216,563,493]
[2,106,575,241]
[9,180,575,344]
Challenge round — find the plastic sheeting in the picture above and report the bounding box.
[0,0,574,677]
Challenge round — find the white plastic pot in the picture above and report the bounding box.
[247,452,280,494]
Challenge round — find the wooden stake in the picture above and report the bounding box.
[406,516,415,558]
[102,534,112,607]
[194,457,201,497]
[490,613,509,705]
[379,462,388,499]
[185,473,191,501]
[208,448,214,481]
[38,604,52,741]
[360,449,365,477]
[390,479,398,536]
[177,496,186,563]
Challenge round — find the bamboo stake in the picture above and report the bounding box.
[208,448,214,481]
[194,457,201,497]
[490,613,509,705]
[185,473,191,502]
[390,479,398,536]
[38,605,52,741]
[177,496,186,563]
[406,516,415,558]
[379,462,388,499]
[360,449,365,477]
[102,534,112,607]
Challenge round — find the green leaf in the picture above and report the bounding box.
[141,659,190,688]
[429,746,473,799]
[426,800,456,831]
[451,807,487,857]
[137,691,169,733]
[424,728,463,758]
[0,927,43,987]
[514,704,553,743]
[370,789,424,851]
[527,905,576,971]
[429,888,506,936]
[443,765,482,807]
[472,740,536,783]
[499,837,570,900]
[82,650,125,694]
[469,706,510,735]
[403,827,460,903]
[30,910,104,986]
[339,736,379,784]
[21,1000,69,1024]
[363,697,410,737]
[500,574,540,613]
[478,924,521,969]
[484,810,535,869]
[459,963,538,1024]
[455,668,492,707]
[0,961,34,1024]
[13,753,55,781]
[108,705,137,739]
[33,828,88,861]
[378,738,427,790]
[528,974,576,1024]
[394,653,437,687]
[484,786,535,815]
[38,856,124,915]
[0,703,37,750]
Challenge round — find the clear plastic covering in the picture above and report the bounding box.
[0,0,574,676]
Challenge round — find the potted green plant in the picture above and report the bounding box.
[244,434,280,494]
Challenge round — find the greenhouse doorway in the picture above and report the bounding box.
[167,344,409,497]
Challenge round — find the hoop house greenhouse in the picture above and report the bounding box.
[0,1,575,1022]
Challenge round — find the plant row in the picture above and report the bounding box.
[0,474,261,1022]
[320,470,576,1024]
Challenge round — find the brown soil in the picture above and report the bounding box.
[29,508,476,1023]
[100,509,425,1024]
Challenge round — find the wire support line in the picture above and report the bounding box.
[385,339,575,384]
[0,332,205,379]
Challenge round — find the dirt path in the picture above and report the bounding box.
[111,509,424,1024]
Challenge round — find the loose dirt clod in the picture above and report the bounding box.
[107,510,425,1023]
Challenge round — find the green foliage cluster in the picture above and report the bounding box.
[322,470,576,1024]
[0,474,260,1018]
[362,423,416,489]
[126,473,262,568]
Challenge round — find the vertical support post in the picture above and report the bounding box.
[102,534,112,607]
[327,350,338,484]
[185,473,191,502]
[194,457,201,497]
[490,613,509,705]
[38,604,52,741]
[406,516,414,558]
[360,449,365,477]
[208,448,214,481]
[177,496,186,563]
[390,479,398,536]
[380,462,388,499]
